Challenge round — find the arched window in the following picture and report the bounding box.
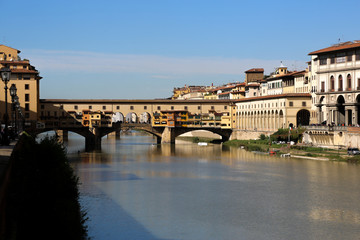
[347,74,352,90]
[338,75,343,91]
[330,76,335,91]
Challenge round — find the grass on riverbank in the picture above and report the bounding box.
[5,134,89,240]
[223,139,357,162]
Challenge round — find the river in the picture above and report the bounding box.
[66,132,360,240]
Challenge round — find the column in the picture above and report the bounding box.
[345,109,349,126]
[161,127,175,144]
[317,106,322,124]
[56,130,68,142]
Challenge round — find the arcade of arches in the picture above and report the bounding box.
[317,94,360,126]
[235,94,312,131]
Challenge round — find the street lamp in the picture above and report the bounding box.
[9,83,17,100]
[10,84,17,137]
[13,95,19,135]
[0,67,11,145]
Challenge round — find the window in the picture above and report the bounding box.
[302,102,306,107]
[102,106,106,110]
[74,105,78,110]
[171,106,174,110]
[338,75,343,91]
[116,106,120,110]
[320,58,327,65]
[130,106,134,110]
[184,106,188,110]
[198,106,201,110]
[347,74,352,90]
[356,50,360,61]
[25,84,29,90]
[330,56,335,64]
[289,102,293,107]
[157,106,161,110]
[25,94,29,102]
[211,106,214,110]
[41,105,44,109]
[336,56,346,63]
[330,76,335,91]
[224,106,227,110]
[144,106,147,110]
[25,103,30,111]
[54,111,57,117]
[89,106,92,109]
[17,74,21,80]
[25,113,29,119]
[336,53,346,63]
[347,53,352,62]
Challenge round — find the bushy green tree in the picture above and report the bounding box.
[6,135,89,240]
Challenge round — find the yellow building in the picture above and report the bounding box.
[0,45,41,126]
[235,93,312,131]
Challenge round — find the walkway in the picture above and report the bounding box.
[0,142,16,184]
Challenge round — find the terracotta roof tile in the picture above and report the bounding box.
[245,68,264,73]
[308,41,360,55]
[233,93,311,103]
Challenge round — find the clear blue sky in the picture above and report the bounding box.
[2,0,360,99]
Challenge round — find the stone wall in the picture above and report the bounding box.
[230,130,274,140]
[303,130,360,149]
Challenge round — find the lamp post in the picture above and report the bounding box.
[10,84,17,138]
[14,95,19,135]
[0,67,11,145]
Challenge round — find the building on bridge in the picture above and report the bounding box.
[0,45,41,125]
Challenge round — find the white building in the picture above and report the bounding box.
[309,41,360,125]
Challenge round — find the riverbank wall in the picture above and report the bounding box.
[230,129,274,141]
[303,128,360,149]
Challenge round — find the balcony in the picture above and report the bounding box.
[357,86,360,90]
[338,87,343,92]
[320,89,325,93]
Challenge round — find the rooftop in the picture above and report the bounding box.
[308,41,360,55]
[245,68,264,73]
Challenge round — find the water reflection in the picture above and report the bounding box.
[69,132,360,240]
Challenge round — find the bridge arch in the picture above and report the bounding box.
[112,112,124,123]
[139,112,151,124]
[125,112,138,123]
[174,128,232,142]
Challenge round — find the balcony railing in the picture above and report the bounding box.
[338,87,343,91]
[305,125,348,131]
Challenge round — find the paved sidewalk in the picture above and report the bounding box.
[0,141,17,183]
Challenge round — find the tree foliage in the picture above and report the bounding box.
[5,135,89,240]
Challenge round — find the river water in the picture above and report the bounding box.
[66,132,360,240]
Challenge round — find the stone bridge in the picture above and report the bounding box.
[31,122,233,151]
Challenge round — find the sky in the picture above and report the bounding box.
[1,0,360,99]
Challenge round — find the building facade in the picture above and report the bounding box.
[309,41,360,126]
[0,45,41,125]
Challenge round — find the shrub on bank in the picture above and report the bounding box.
[5,134,89,240]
